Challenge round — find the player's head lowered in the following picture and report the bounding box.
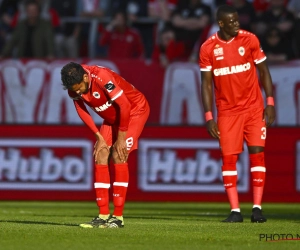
[61,62,89,95]
[216,5,240,38]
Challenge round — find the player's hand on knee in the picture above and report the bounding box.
[93,139,110,160]
[113,139,128,163]
[206,120,220,139]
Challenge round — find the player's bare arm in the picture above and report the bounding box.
[201,71,220,139]
[256,61,276,127]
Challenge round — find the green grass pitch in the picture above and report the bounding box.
[0,201,299,250]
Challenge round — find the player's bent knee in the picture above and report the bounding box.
[111,149,123,163]
[248,146,264,154]
[95,148,110,164]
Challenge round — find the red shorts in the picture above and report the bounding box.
[218,108,266,155]
[100,109,150,153]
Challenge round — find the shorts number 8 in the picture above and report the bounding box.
[126,137,134,150]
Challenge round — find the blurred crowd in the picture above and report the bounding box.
[0,0,299,66]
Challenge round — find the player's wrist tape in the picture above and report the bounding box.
[267,97,275,106]
[205,111,213,122]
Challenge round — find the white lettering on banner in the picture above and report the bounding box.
[138,139,249,192]
[0,60,119,124]
[296,141,300,191]
[1,60,47,123]
[269,66,300,125]
[213,63,251,76]
[161,62,300,125]
[0,139,93,190]
[1,60,300,125]
[160,62,204,125]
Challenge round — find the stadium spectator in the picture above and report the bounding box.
[152,25,187,67]
[77,0,110,18]
[287,0,300,58]
[200,5,275,222]
[251,0,270,17]
[229,0,257,32]
[252,0,288,16]
[148,0,178,38]
[11,0,59,26]
[148,0,178,22]
[287,0,300,18]
[0,0,54,58]
[254,0,295,42]
[189,21,219,63]
[261,26,295,64]
[99,11,144,59]
[171,0,212,56]
[60,62,150,228]
[111,0,154,59]
[10,0,62,57]
[77,0,110,57]
[0,0,20,51]
[202,0,227,13]
[189,2,223,63]
[50,0,80,58]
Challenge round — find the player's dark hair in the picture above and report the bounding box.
[216,5,237,21]
[61,62,86,89]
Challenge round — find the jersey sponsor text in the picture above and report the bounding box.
[213,62,251,76]
[94,101,112,112]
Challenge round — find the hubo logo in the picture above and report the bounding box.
[0,139,92,190]
[138,140,249,192]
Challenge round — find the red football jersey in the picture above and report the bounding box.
[68,65,149,133]
[99,28,144,59]
[199,30,266,116]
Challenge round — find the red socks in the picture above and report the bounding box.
[113,163,129,216]
[222,154,240,211]
[94,164,110,215]
[94,163,129,216]
[250,152,266,208]
[222,152,266,211]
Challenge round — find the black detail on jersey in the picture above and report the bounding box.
[104,81,116,91]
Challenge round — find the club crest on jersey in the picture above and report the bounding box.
[93,92,100,99]
[104,81,116,93]
[238,47,245,56]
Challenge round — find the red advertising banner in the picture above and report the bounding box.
[1,59,300,126]
[0,125,299,202]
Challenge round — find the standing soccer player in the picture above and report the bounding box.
[199,5,275,223]
[61,62,150,228]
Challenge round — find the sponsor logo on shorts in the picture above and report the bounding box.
[138,139,249,192]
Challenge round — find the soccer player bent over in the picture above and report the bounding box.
[61,62,150,228]
[199,5,275,223]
